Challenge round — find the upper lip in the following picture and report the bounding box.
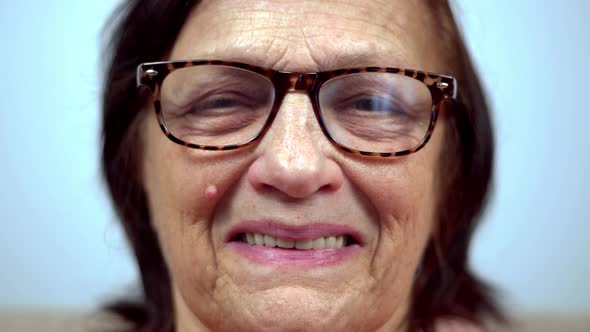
[225,220,365,246]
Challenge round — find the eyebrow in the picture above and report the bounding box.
[316,52,377,71]
[298,42,411,71]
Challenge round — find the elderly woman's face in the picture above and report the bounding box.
[141,0,447,330]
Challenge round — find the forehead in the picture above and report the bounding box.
[168,0,443,72]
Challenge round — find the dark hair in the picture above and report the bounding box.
[101,1,504,331]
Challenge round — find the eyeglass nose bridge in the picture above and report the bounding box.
[255,71,332,151]
[266,71,324,129]
[281,72,318,92]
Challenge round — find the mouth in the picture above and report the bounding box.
[225,221,363,267]
[230,233,358,249]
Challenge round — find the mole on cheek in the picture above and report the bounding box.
[205,185,218,201]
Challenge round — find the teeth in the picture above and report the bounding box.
[335,235,344,248]
[295,239,313,250]
[254,233,265,246]
[241,233,349,250]
[325,236,336,249]
[276,238,295,249]
[263,234,276,247]
[246,233,255,245]
[312,237,325,249]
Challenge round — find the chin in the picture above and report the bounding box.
[193,285,396,332]
[224,289,352,331]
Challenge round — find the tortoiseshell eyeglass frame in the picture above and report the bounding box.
[136,60,457,158]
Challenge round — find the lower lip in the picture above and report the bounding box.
[227,242,362,267]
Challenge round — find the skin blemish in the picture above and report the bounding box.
[205,184,218,201]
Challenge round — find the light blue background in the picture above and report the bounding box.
[0,0,588,314]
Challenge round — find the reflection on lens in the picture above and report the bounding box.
[318,72,433,153]
[160,65,275,146]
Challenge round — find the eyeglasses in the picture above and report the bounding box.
[136,60,457,157]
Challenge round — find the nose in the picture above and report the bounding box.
[246,94,344,199]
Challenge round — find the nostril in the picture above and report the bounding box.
[318,179,343,194]
[248,162,340,199]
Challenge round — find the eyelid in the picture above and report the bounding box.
[330,91,405,108]
[172,86,253,109]
[201,92,258,106]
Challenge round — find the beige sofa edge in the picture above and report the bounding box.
[0,310,589,331]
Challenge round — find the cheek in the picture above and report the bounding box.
[142,110,251,232]
[140,112,253,309]
[343,135,440,307]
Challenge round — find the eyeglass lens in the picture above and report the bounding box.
[160,65,433,153]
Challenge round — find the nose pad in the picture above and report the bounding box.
[246,94,344,199]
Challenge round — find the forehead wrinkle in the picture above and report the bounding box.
[184,38,411,73]
[175,27,412,72]
[173,0,434,71]
[301,30,412,71]
[292,1,419,69]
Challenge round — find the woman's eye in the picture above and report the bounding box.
[347,96,407,115]
[200,97,241,110]
[189,94,253,114]
[354,97,393,112]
